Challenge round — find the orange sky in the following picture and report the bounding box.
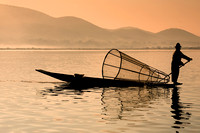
[0,0,200,36]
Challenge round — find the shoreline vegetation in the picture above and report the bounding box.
[0,47,200,51]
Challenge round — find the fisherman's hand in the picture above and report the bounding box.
[180,61,184,67]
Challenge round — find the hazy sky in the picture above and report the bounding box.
[0,0,200,36]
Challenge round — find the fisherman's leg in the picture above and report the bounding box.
[172,67,179,83]
[174,69,179,83]
[171,65,176,82]
[172,72,177,83]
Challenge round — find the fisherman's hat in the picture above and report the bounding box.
[175,43,181,48]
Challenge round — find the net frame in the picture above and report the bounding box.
[102,49,170,84]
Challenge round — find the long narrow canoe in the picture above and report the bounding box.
[36,69,176,88]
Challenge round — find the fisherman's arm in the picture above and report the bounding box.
[181,52,192,61]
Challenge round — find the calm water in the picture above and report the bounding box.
[0,50,199,133]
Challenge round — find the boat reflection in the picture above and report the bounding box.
[101,87,170,121]
[37,83,85,97]
[171,87,191,129]
[37,83,191,130]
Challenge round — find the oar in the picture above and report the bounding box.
[158,60,192,83]
[168,60,191,76]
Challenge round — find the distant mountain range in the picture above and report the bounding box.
[0,4,200,49]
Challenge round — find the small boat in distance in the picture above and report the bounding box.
[36,49,177,88]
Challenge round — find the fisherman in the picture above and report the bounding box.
[171,43,192,85]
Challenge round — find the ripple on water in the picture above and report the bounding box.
[0,50,200,132]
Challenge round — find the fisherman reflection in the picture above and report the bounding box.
[171,87,191,129]
[171,43,192,85]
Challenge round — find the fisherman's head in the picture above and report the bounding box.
[175,43,181,50]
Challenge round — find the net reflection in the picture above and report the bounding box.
[171,87,192,129]
[101,87,170,121]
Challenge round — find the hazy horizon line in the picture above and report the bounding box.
[0,47,200,51]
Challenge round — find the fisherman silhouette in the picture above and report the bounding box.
[171,43,192,85]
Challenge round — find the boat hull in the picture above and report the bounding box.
[36,69,176,88]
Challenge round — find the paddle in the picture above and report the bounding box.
[168,60,192,76]
[158,59,192,83]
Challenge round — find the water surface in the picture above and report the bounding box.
[0,50,199,133]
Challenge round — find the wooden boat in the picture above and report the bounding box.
[36,49,179,88]
[36,69,176,88]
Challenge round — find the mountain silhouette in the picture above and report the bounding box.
[0,4,200,48]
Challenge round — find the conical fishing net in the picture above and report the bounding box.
[102,49,169,84]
